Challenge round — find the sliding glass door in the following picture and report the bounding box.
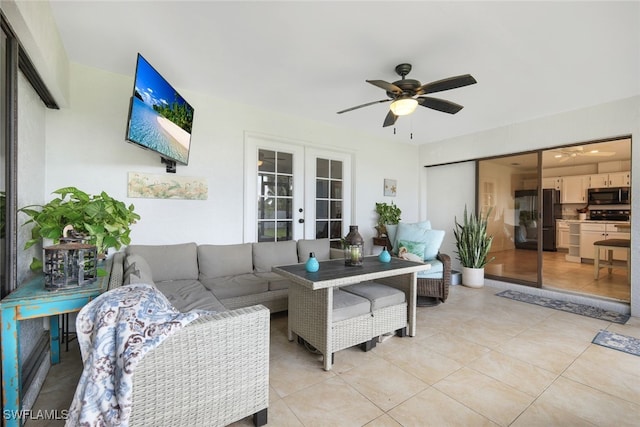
[478,153,541,286]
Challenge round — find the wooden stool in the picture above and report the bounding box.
[594,239,630,283]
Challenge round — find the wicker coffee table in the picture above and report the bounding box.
[273,257,429,370]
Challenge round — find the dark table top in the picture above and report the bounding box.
[272,256,430,290]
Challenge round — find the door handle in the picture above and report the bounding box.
[298,218,305,223]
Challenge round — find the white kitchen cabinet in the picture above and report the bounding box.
[588,171,631,188]
[588,173,609,189]
[543,177,561,190]
[561,175,589,203]
[556,220,569,249]
[580,222,630,260]
[608,171,631,187]
[565,222,581,262]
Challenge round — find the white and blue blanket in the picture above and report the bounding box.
[66,283,203,427]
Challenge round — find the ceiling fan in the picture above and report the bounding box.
[551,147,616,163]
[337,63,477,127]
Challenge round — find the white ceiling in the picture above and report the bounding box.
[48,1,640,145]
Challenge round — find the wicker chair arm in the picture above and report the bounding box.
[129,304,270,426]
[108,252,125,290]
[437,252,451,277]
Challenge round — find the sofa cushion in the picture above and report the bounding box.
[154,279,226,313]
[417,259,444,279]
[255,272,294,291]
[198,243,253,279]
[333,289,371,322]
[201,273,270,299]
[126,243,198,282]
[123,254,154,285]
[252,240,298,273]
[342,282,406,311]
[297,239,331,262]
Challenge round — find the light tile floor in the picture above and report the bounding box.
[26,285,640,427]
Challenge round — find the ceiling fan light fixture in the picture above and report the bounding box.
[390,97,418,116]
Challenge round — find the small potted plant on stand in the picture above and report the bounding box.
[453,205,495,288]
[374,202,401,237]
[374,202,402,252]
[19,186,140,272]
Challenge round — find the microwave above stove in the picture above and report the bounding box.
[587,187,630,205]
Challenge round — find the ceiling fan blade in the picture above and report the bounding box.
[383,110,398,127]
[367,80,403,95]
[337,99,390,114]
[418,74,477,95]
[418,96,464,114]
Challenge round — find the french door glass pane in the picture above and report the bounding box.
[317,158,329,178]
[315,158,343,248]
[316,179,329,198]
[316,221,328,239]
[277,152,293,174]
[257,148,294,242]
[258,150,275,172]
[331,160,343,179]
[316,200,328,219]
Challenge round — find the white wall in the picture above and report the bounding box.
[419,96,640,316]
[44,63,422,253]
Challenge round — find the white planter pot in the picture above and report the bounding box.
[462,267,485,288]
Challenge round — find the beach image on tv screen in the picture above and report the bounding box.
[127,56,194,165]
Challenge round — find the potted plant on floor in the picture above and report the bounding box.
[453,205,495,288]
[19,186,140,271]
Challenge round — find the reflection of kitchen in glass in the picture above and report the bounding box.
[514,189,561,251]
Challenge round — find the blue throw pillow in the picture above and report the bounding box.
[393,221,431,254]
[422,229,445,260]
[397,240,426,263]
[394,225,445,260]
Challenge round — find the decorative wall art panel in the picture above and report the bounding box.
[128,172,208,200]
[384,179,397,197]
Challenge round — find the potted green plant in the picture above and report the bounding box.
[453,205,495,288]
[19,186,140,271]
[374,202,401,237]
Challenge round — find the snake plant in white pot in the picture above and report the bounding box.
[453,206,495,288]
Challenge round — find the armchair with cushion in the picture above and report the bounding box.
[388,221,452,305]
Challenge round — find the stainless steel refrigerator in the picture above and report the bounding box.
[514,189,561,251]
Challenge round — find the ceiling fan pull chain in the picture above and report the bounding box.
[393,127,396,135]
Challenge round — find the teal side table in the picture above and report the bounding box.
[1,262,109,426]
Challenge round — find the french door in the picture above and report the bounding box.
[244,133,351,246]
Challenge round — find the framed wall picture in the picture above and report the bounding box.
[384,179,397,197]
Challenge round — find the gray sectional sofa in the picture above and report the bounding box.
[109,238,334,313]
[106,238,333,426]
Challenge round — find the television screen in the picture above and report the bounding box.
[125,53,194,165]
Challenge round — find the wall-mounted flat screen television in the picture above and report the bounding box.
[125,53,194,167]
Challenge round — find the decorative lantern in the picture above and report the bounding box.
[343,225,364,266]
[43,228,97,290]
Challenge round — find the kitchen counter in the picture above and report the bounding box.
[558,219,630,225]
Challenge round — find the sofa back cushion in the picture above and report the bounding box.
[126,242,198,282]
[252,240,298,273]
[198,243,253,279]
[123,254,155,285]
[297,239,331,262]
